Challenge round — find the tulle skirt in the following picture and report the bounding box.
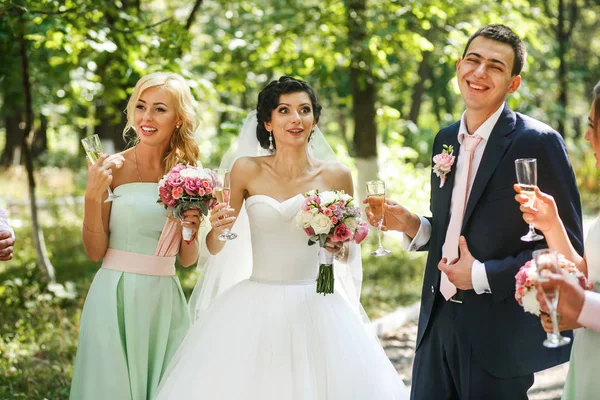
[155,279,409,399]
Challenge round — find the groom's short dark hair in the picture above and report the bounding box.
[462,24,526,76]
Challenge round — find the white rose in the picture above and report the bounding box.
[295,211,313,228]
[158,178,166,188]
[311,213,333,234]
[319,190,338,206]
[521,290,540,316]
[343,217,358,231]
[195,168,211,180]
[180,168,200,179]
[340,193,352,203]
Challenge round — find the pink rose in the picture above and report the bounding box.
[331,216,338,224]
[353,221,369,244]
[172,186,184,199]
[332,224,352,242]
[323,208,333,217]
[167,173,183,188]
[432,153,455,173]
[184,179,198,196]
[198,188,206,196]
[205,187,213,194]
[304,227,315,236]
[202,180,210,188]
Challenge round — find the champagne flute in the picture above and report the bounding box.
[515,158,543,242]
[81,134,120,202]
[366,179,391,257]
[533,248,571,348]
[213,169,237,241]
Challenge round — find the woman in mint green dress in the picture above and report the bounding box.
[516,81,600,400]
[70,72,202,400]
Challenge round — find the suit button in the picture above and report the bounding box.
[431,285,435,293]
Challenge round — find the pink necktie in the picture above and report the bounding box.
[440,134,482,300]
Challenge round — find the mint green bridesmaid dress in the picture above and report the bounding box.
[562,216,600,400]
[69,183,191,400]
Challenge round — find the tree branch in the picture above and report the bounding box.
[102,16,173,33]
[185,0,204,31]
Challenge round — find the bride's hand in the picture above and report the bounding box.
[209,203,236,234]
[324,237,343,254]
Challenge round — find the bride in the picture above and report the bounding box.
[155,76,409,399]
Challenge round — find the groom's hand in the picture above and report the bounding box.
[363,198,420,238]
[438,236,475,290]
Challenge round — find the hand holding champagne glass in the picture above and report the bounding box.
[366,180,391,257]
[81,134,120,202]
[515,158,543,241]
[214,169,237,241]
[533,248,571,348]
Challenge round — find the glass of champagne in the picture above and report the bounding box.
[515,158,543,242]
[213,169,237,241]
[533,248,571,348]
[81,134,120,202]
[366,179,391,257]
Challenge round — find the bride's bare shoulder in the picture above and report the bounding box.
[320,161,353,193]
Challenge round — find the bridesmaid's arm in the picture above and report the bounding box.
[206,158,250,255]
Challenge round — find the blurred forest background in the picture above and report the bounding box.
[0,0,599,397]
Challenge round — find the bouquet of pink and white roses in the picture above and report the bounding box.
[515,254,593,316]
[157,163,219,240]
[295,189,369,295]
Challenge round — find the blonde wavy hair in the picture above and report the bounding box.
[123,72,200,173]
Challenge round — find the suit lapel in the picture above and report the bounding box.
[435,127,460,233]
[462,104,517,230]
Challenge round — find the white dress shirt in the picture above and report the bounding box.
[0,207,14,241]
[404,103,506,294]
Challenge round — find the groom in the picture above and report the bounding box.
[369,25,583,399]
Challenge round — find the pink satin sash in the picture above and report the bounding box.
[101,248,176,276]
[154,217,182,257]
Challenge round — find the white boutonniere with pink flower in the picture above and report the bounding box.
[295,189,369,295]
[157,163,219,240]
[432,144,456,188]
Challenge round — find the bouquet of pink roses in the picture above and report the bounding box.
[515,253,593,316]
[157,163,219,240]
[295,189,369,295]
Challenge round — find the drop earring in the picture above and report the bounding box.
[269,131,274,152]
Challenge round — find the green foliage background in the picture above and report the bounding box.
[0,0,599,397]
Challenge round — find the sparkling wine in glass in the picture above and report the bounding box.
[515,158,543,242]
[366,180,391,257]
[214,169,237,241]
[533,248,571,348]
[81,134,120,202]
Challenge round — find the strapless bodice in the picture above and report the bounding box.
[108,183,169,256]
[245,194,319,283]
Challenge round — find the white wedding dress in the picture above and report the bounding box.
[155,194,409,399]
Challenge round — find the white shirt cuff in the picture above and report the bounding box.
[471,260,491,294]
[403,216,431,252]
[577,291,600,332]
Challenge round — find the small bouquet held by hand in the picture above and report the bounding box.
[157,163,219,241]
[295,189,369,295]
[515,254,593,316]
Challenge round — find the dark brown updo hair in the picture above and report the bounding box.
[256,76,323,151]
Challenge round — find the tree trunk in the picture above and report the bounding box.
[556,0,567,136]
[409,50,431,124]
[346,0,378,201]
[0,114,23,167]
[32,114,48,157]
[18,13,55,284]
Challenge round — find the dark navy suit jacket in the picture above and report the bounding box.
[416,104,584,378]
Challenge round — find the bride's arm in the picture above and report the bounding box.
[206,158,253,255]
